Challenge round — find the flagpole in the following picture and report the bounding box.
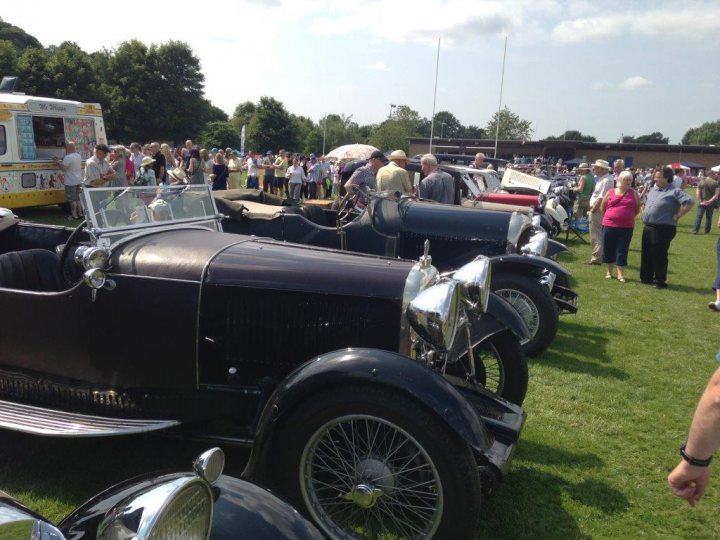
[428,38,441,154]
[493,36,507,159]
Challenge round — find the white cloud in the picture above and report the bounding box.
[551,3,720,45]
[367,61,390,71]
[619,76,652,90]
[591,81,611,90]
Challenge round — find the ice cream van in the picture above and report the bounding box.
[0,77,107,209]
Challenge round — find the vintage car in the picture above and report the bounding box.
[0,447,324,539]
[0,185,526,540]
[215,187,577,357]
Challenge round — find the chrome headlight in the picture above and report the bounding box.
[83,268,106,289]
[507,211,528,247]
[453,256,491,312]
[531,214,543,229]
[193,448,225,484]
[407,279,461,351]
[74,246,110,269]
[521,230,548,256]
[98,477,213,540]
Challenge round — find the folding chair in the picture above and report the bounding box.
[565,212,590,243]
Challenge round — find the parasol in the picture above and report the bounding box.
[326,144,379,162]
[712,165,720,173]
[667,162,690,170]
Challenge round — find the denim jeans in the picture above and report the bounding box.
[693,204,715,233]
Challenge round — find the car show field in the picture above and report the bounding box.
[3,195,719,539]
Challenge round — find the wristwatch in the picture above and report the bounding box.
[680,443,713,467]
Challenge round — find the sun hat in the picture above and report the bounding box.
[140,156,155,168]
[266,150,273,155]
[577,162,589,170]
[169,167,187,183]
[591,159,610,170]
[388,150,410,162]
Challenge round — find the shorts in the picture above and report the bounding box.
[65,184,81,202]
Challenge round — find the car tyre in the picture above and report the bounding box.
[492,273,559,357]
[472,330,528,405]
[271,385,482,540]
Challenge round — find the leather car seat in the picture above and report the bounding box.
[0,249,64,292]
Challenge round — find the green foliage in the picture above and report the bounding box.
[0,39,18,77]
[246,96,295,153]
[231,101,256,132]
[546,130,597,142]
[15,47,51,96]
[486,106,534,140]
[45,42,101,103]
[682,120,720,146]
[198,121,240,150]
[367,121,409,152]
[622,132,669,144]
[0,18,41,51]
[432,111,463,138]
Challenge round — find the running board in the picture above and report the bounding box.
[0,399,179,437]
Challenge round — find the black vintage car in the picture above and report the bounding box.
[0,447,323,539]
[0,185,526,540]
[215,186,577,357]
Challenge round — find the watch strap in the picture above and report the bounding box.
[680,443,713,467]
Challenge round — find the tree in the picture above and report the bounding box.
[368,122,409,153]
[15,47,51,96]
[0,18,41,51]
[0,40,18,78]
[231,101,256,132]
[460,125,486,138]
[432,111,463,138]
[45,42,101,103]
[246,96,296,153]
[485,106,534,140]
[392,105,423,135]
[682,121,720,146]
[199,121,240,150]
[546,130,596,142]
[622,132,668,144]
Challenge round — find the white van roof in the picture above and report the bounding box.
[0,93,102,115]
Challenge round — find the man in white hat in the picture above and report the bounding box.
[587,159,614,264]
[376,150,413,194]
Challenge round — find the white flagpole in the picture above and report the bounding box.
[493,36,507,159]
[428,38,441,154]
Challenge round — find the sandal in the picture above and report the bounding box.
[618,276,626,283]
[605,273,613,279]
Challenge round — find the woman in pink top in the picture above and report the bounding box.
[600,170,641,282]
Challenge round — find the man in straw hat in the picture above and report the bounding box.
[572,162,595,217]
[376,150,414,195]
[586,159,614,265]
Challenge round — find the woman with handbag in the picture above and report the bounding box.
[134,156,157,186]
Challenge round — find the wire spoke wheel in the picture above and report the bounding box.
[495,288,540,339]
[471,340,505,395]
[300,414,443,539]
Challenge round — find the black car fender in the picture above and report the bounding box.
[58,473,323,539]
[490,253,571,283]
[482,291,532,341]
[243,348,493,484]
[547,238,568,258]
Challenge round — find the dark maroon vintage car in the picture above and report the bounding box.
[0,185,526,540]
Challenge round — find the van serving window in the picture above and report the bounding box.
[0,126,6,156]
[16,115,67,160]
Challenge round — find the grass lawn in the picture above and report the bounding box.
[2,199,720,538]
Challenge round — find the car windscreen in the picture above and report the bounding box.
[81,184,222,247]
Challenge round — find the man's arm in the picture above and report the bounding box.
[668,367,720,506]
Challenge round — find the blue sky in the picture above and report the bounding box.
[7,0,719,143]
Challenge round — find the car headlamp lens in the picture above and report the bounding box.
[193,447,225,485]
[453,256,491,312]
[83,268,106,289]
[98,477,213,540]
[407,279,461,351]
[531,215,542,229]
[520,230,548,256]
[74,246,110,269]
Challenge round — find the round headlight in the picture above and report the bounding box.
[98,477,213,540]
[83,268,106,289]
[193,448,225,485]
[520,230,548,257]
[453,257,491,312]
[74,246,110,269]
[407,279,461,351]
